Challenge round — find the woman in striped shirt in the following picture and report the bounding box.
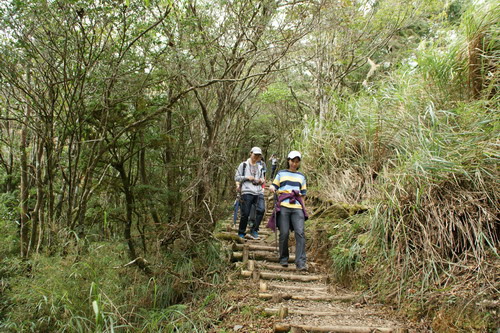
[270,150,308,271]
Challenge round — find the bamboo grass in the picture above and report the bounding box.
[300,0,499,309]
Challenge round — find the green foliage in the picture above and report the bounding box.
[0,193,19,256]
[417,41,467,104]
[328,216,368,282]
[259,82,293,104]
[446,0,469,23]
[0,243,132,332]
[309,209,373,286]
[0,236,228,331]
[139,304,199,332]
[0,0,496,331]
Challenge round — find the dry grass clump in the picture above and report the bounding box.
[390,176,498,264]
[299,1,499,330]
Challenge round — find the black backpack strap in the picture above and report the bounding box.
[240,162,248,184]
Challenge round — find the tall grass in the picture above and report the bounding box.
[300,0,499,319]
[0,235,229,332]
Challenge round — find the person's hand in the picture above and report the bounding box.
[259,178,265,184]
[269,186,276,193]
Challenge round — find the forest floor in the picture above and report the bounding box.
[211,189,430,333]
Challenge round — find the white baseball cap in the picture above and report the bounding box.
[250,147,262,155]
[288,150,301,160]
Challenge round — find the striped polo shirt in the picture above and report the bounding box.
[272,169,307,209]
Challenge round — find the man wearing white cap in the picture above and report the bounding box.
[234,147,266,240]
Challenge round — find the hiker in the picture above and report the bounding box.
[234,147,266,240]
[248,157,267,228]
[269,154,279,180]
[269,150,308,271]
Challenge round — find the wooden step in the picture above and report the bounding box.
[258,293,356,302]
[251,261,321,272]
[233,243,278,252]
[216,231,275,242]
[241,270,326,282]
[253,262,300,272]
[232,251,295,262]
[273,323,406,333]
[260,282,329,293]
[218,225,274,235]
[265,307,384,317]
[214,232,244,243]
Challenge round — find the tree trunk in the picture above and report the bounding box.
[29,137,44,254]
[114,161,150,274]
[139,147,161,227]
[19,69,31,258]
[114,162,136,260]
[45,134,55,241]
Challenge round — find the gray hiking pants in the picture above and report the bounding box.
[278,206,306,268]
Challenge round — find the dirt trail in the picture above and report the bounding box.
[214,191,413,332]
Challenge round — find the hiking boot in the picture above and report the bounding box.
[238,233,245,239]
[297,265,308,272]
[246,232,259,240]
[250,231,260,240]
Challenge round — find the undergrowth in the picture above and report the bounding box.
[302,2,499,332]
[0,223,231,332]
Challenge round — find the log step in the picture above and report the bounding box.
[253,262,320,272]
[241,270,326,282]
[274,323,406,333]
[232,251,295,263]
[255,262,300,272]
[233,243,278,252]
[219,226,274,236]
[214,232,244,243]
[265,307,384,317]
[259,293,356,302]
[260,282,329,293]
